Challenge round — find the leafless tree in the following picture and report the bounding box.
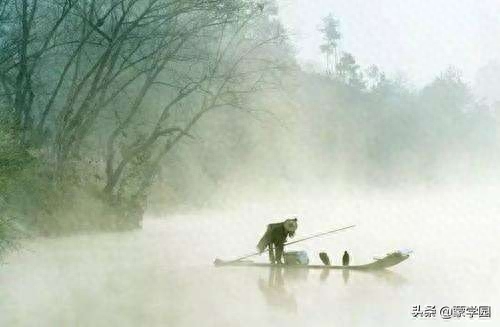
[0,0,291,211]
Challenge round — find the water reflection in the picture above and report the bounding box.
[319,267,350,284]
[372,270,408,286]
[257,267,298,313]
[342,269,350,284]
[320,267,330,282]
[257,266,406,314]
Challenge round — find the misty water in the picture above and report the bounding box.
[1,187,498,326]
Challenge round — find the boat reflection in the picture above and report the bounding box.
[257,265,407,312]
[319,266,407,286]
[372,269,408,286]
[319,267,350,283]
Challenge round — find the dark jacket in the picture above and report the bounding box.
[257,223,290,252]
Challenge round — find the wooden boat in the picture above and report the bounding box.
[214,251,410,271]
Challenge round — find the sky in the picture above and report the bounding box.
[277,0,500,87]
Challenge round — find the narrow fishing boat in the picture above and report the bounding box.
[214,250,410,271]
[214,225,410,270]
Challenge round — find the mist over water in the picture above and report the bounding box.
[1,186,498,326]
[1,1,500,326]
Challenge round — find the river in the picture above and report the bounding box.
[1,187,498,326]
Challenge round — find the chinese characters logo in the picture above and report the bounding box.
[412,305,491,319]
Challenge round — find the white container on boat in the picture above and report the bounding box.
[283,251,309,265]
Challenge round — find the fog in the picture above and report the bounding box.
[1,187,499,326]
[278,0,500,87]
[1,1,500,326]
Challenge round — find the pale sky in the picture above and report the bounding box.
[277,0,500,86]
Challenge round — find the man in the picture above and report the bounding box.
[257,218,298,264]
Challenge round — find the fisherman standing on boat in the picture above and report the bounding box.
[257,218,298,264]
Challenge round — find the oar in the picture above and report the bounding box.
[218,224,355,263]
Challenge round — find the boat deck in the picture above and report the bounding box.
[214,252,410,271]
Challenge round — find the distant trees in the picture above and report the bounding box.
[365,65,385,90]
[335,52,364,89]
[294,64,496,185]
[319,13,341,75]
[318,13,364,90]
[416,68,478,153]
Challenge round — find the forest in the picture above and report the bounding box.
[1,0,499,255]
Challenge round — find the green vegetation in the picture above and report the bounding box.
[292,67,497,186]
[1,3,499,255]
[0,0,292,250]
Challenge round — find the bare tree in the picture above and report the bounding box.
[0,0,292,218]
[102,1,290,201]
[0,0,75,142]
